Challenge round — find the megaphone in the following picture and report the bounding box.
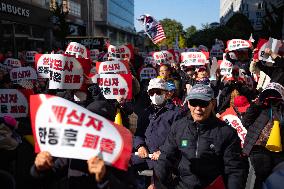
[266,120,282,152]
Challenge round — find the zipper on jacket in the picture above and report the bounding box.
[195,127,200,158]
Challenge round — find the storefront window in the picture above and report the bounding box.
[69,1,81,17]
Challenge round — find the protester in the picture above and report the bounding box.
[241,83,284,189]
[132,78,183,189]
[30,100,135,189]
[154,84,249,189]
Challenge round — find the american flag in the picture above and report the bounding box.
[138,14,166,44]
[150,23,166,44]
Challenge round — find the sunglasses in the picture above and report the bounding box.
[189,99,210,108]
[148,89,163,96]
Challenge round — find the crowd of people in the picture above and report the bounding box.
[0,40,284,189]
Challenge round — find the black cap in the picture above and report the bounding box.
[86,100,116,121]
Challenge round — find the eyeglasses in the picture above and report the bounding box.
[148,89,163,96]
[189,99,210,108]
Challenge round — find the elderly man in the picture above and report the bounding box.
[154,84,249,189]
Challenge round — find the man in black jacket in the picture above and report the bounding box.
[154,84,249,189]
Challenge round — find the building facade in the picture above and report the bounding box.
[92,0,136,45]
[220,0,284,38]
[0,0,53,55]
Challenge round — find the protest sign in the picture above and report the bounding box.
[262,82,284,100]
[227,39,252,51]
[96,60,130,74]
[91,74,132,100]
[35,54,90,89]
[65,42,88,58]
[107,44,134,60]
[30,94,132,170]
[181,52,209,66]
[139,67,157,81]
[4,58,22,68]
[10,67,37,83]
[152,50,175,65]
[256,38,283,63]
[0,89,29,118]
[35,54,51,78]
[25,51,38,63]
[220,107,247,146]
[210,45,224,58]
[218,58,233,76]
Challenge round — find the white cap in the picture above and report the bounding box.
[147,78,167,92]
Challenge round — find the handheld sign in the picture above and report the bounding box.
[107,44,134,60]
[10,67,37,83]
[0,89,29,118]
[181,52,209,66]
[91,74,132,100]
[96,60,130,74]
[139,67,157,81]
[30,94,132,170]
[65,42,88,58]
[4,58,22,68]
[25,51,38,63]
[227,39,252,51]
[152,50,175,65]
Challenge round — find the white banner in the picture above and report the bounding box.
[0,89,29,118]
[25,51,38,63]
[65,42,88,58]
[10,67,37,83]
[227,39,252,51]
[4,58,21,67]
[139,67,157,81]
[181,52,209,66]
[153,50,175,65]
[96,60,129,74]
[30,94,132,170]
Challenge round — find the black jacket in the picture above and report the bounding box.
[154,115,248,189]
[242,103,284,156]
[30,158,135,189]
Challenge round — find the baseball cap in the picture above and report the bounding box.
[234,96,250,113]
[186,84,214,101]
[147,78,167,92]
[166,81,176,91]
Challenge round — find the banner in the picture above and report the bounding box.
[35,54,90,89]
[10,66,37,83]
[91,74,132,100]
[226,39,252,51]
[220,107,247,146]
[65,42,88,58]
[255,38,282,63]
[218,58,233,76]
[210,44,223,58]
[96,60,130,74]
[144,56,157,67]
[152,50,175,65]
[35,54,51,78]
[0,89,29,118]
[262,82,284,100]
[25,51,38,63]
[30,94,132,171]
[139,67,157,81]
[181,52,209,66]
[3,58,22,68]
[107,44,134,60]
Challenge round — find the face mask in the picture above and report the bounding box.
[150,94,166,105]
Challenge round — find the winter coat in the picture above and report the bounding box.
[30,158,135,189]
[133,101,183,169]
[154,115,249,189]
[241,103,284,156]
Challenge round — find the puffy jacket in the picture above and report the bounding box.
[133,101,183,169]
[154,115,249,189]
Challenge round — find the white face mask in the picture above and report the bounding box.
[150,94,166,105]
